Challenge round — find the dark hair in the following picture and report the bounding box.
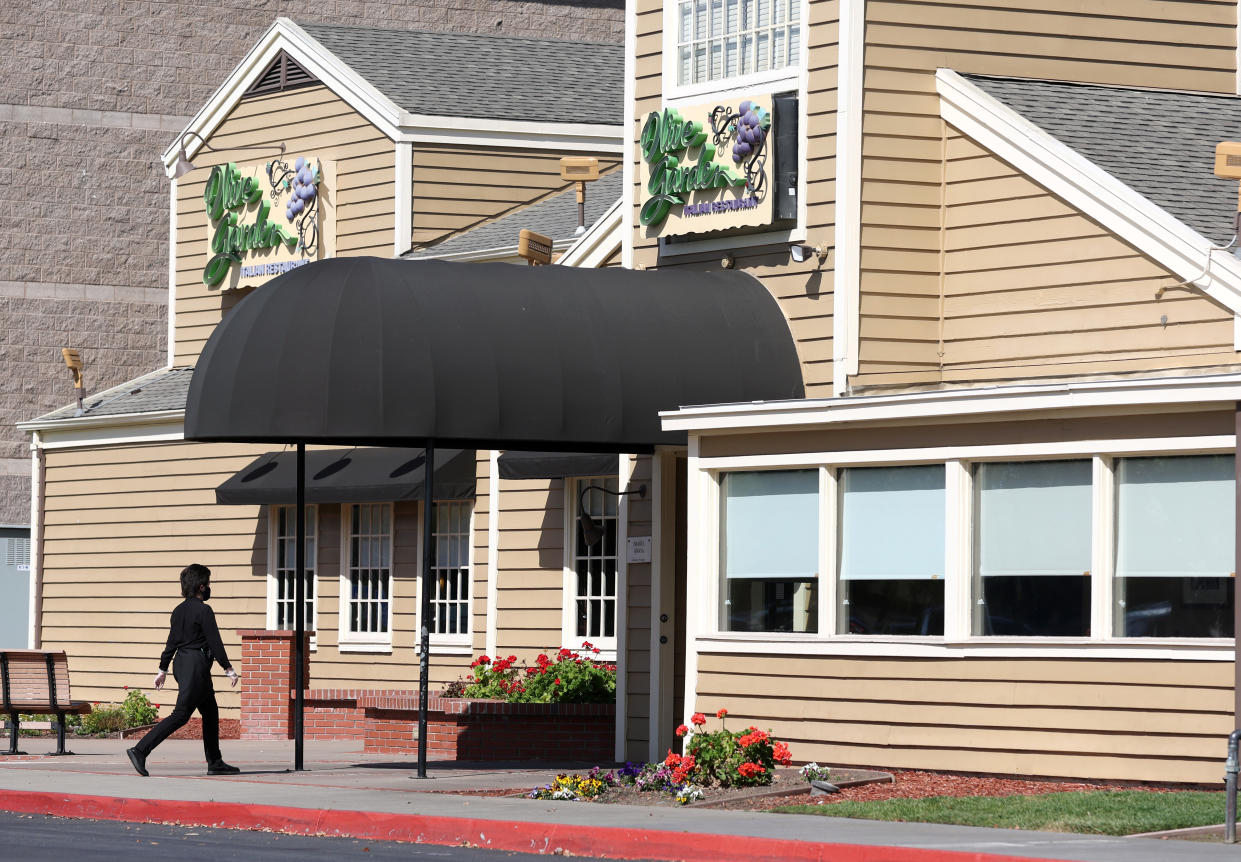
[180,563,211,598]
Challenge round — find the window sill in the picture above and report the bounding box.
[694,633,1234,660]
[337,640,393,654]
[417,640,473,656]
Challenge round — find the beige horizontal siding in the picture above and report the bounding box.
[411,147,620,249]
[174,85,394,367]
[697,408,1234,459]
[493,477,566,656]
[694,652,1231,782]
[39,441,481,716]
[854,1,1239,389]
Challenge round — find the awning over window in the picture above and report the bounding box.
[497,450,618,480]
[216,447,476,505]
[184,257,805,451]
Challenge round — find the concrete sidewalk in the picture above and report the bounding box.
[0,738,1233,861]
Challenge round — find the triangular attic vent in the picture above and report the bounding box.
[244,51,318,97]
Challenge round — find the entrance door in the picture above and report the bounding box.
[651,451,688,759]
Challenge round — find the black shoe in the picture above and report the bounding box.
[126,747,148,777]
[207,761,240,775]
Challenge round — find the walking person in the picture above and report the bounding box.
[127,563,241,776]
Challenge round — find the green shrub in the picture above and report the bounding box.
[80,704,128,735]
[121,688,159,727]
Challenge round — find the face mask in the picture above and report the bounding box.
[200,585,211,601]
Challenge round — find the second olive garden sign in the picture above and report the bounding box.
[638,94,778,238]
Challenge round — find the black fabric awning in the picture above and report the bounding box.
[497,450,618,480]
[216,447,475,505]
[184,257,805,451]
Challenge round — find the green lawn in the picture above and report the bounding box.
[771,790,1226,836]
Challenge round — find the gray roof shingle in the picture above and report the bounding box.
[32,367,192,422]
[297,22,623,125]
[404,170,622,259]
[965,75,1241,245]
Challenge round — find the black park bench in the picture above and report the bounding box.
[0,650,92,755]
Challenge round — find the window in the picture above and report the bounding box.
[341,502,392,646]
[838,465,944,636]
[1115,455,1234,638]
[269,504,317,635]
[676,0,801,87]
[720,469,818,632]
[429,501,471,638]
[572,478,621,646]
[975,461,1091,637]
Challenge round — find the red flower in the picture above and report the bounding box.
[675,724,689,737]
[581,641,593,650]
[690,712,706,726]
[773,742,793,766]
[716,707,727,718]
[554,678,561,685]
[664,750,682,768]
[737,762,766,778]
[123,685,129,691]
[738,729,769,748]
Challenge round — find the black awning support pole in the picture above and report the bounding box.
[416,441,435,779]
[294,442,306,772]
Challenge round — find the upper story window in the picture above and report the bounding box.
[676,0,801,88]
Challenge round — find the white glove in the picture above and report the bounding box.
[154,669,167,690]
[225,667,240,689]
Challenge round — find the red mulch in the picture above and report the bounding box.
[752,770,1186,811]
[166,718,241,741]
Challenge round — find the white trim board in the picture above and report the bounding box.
[662,372,1241,432]
[937,69,1241,349]
[558,197,624,268]
[833,0,865,395]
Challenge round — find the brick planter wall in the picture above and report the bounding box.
[238,629,310,740]
[360,695,615,762]
[237,630,615,760]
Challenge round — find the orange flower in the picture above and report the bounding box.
[737,762,766,778]
[690,712,706,726]
[675,724,689,737]
[773,742,793,765]
[665,750,682,768]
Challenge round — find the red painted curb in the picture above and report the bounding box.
[0,789,1058,862]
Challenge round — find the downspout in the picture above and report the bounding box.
[29,431,44,649]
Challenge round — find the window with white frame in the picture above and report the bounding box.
[342,502,392,644]
[838,465,945,636]
[571,478,620,645]
[676,0,801,87]
[975,461,1092,637]
[429,501,471,638]
[269,504,317,634]
[712,452,1235,643]
[1114,455,1234,638]
[720,469,818,633]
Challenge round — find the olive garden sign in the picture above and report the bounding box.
[638,94,777,238]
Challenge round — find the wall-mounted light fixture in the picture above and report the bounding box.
[578,482,647,547]
[560,156,601,235]
[720,253,735,269]
[790,243,829,265]
[61,347,84,415]
[172,130,287,179]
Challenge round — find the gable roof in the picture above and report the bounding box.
[964,75,1241,246]
[297,23,623,126]
[404,170,623,260]
[938,69,1241,338]
[163,18,622,174]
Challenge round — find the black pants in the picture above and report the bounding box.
[132,648,221,764]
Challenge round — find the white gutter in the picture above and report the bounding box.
[661,372,1241,432]
[18,409,186,435]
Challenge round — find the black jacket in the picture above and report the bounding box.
[158,597,232,672]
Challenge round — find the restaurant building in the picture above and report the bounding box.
[24,4,1241,783]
